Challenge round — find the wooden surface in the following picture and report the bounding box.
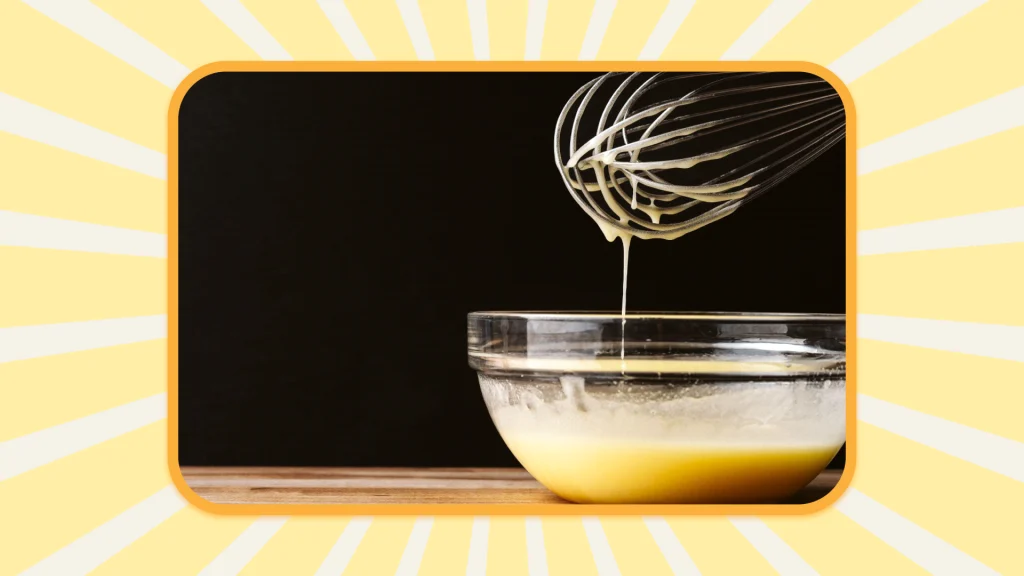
[181,466,842,505]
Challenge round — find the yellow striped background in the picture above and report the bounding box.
[1,0,1021,573]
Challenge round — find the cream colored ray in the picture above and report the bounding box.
[860,394,1024,482]
[859,126,1024,231]
[199,0,291,60]
[314,517,372,575]
[0,315,165,365]
[239,1,351,60]
[523,0,547,60]
[854,424,1024,574]
[489,517,531,576]
[0,3,168,152]
[0,132,164,233]
[0,92,165,179]
[395,0,434,60]
[0,423,166,574]
[91,507,267,575]
[578,0,617,60]
[339,517,419,574]
[467,0,490,60]
[594,0,668,60]
[394,517,434,575]
[341,0,417,60]
[860,314,1024,363]
[721,0,811,60]
[418,0,474,60]
[199,517,288,575]
[22,0,189,89]
[658,0,773,60]
[0,211,165,258]
[539,0,594,60]
[828,0,989,84]
[860,243,1024,325]
[859,207,1024,256]
[0,248,163,328]
[599,518,676,575]
[91,0,259,68]
[835,488,999,576]
[239,518,353,575]
[542,517,598,576]
[754,0,919,64]
[317,0,374,60]
[637,0,695,60]
[21,486,186,576]
[580,517,620,575]
[763,507,930,575]
[415,517,476,576]
[0,394,164,481]
[859,86,1024,176]
[729,518,818,575]
[664,517,777,574]
[642,518,701,576]
[851,0,1024,146]
[858,339,1024,443]
[0,340,164,442]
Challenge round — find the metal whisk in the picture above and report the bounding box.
[554,72,846,240]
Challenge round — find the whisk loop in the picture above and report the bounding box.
[554,72,846,241]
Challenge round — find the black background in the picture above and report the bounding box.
[178,72,847,469]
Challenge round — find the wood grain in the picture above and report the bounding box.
[181,466,842,505]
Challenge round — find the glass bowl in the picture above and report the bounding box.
[467,311,846,504]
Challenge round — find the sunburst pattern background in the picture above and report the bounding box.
[1,0,1022,574]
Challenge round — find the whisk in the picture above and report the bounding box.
[554,72,846,241]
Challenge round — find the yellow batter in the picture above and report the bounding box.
[502,433,840,504]
[481,374,845,504]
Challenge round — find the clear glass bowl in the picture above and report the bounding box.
[468,311,846,504]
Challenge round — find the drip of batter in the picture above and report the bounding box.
[619,235,630,372]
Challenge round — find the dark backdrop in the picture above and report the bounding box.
[177,72,847,468]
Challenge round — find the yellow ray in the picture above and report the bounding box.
[658,0,773,61]
[0,423,166,575]
[754,0,920,64]
[541,517,599,576]
[343,0,418,60]
[0,340,164,442]
[540,0,594,60]
[859,125,1024,230]
[0,132,165,233]
[664,517,776,574]
[239,0,353,60]
[0,248,164,328]
[91,508,258,575]
[0,2,169,152]
[91,0,258,70]
[763,508,930,575]
[596,0,669,60]
[488,0,528,60]
[239,517,353,575]
[859,243,1024,326]
[417,516,474,575]
[600,517,674,575]
[419,0,475,60]
[859,339,1024,443]
[341,516,417,574]
[487,517,530,576]
[851,0,1024,146]
[856,424,1024,574]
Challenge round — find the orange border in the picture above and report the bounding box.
[168,61,857,516]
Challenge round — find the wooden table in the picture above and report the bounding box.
[181,467,842,505]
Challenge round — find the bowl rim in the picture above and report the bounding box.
[468,311,845,323]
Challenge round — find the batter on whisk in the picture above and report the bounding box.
[554,72,846,325]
